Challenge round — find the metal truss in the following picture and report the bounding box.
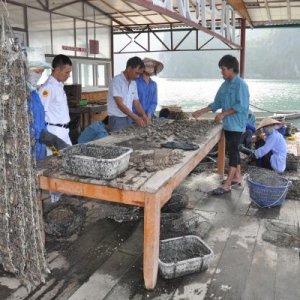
[113,22,242,54]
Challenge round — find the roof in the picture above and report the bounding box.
[86,0,300,28]
[5,0,300,49]
[15,0,299,28]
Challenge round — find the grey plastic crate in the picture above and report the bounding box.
[159,235,213,279]
[62,144,133,179]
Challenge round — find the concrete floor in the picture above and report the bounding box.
[1,168,300,300]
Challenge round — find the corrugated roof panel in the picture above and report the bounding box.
[8,0,44,9]
[88,0,116,14]
[248,7,270,22]
[270,7,289,20]
[54,2,84,18]
[268,2,286,8]
[130,16,152,23]
[49,0,77,10]
[100,0,133,12]
[291,7,300,19]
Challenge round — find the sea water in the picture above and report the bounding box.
[156,78,300,127]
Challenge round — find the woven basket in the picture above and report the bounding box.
[246,175,291,208]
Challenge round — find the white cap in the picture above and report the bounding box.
[24,47,52,69]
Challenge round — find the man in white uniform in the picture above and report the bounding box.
[39,54,72,202]
[39,54,72,148]
[108,56,149,132]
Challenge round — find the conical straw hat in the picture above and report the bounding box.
[143,57,164,75]
[257,117,282,130]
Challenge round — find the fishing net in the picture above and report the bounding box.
[0,14,49,290]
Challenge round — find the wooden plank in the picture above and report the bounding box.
[294,200,300,223]
[119,222,144,255]
[275,246,300,300]
[39,176,147,207]
[98,256,144,300]
[143,193,161,289]
[278,200,299,224]
[172,212,234,299]
[91,133,134,145]
[8,218,120,299]
[242,220,277,300]
[205,216,260,299]
[68,251,137,300]
[42,166,153,192]
[233,184,251,215]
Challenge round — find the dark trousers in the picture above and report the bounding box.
[224,130,242,167]
[240,129,253,149]
[255,139,272,169]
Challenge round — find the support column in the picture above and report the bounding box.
[240,18,246,78]
[143,193,160,289]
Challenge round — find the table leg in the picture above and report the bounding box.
[143,193,160,290]
[88,110,92,126]
[217,130,225,177]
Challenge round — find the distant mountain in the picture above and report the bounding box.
[159,28,300,80]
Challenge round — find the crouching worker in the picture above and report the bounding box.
[252,118,287,173]
[78,117,109,144]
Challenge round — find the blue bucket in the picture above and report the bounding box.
[246,175,291,208]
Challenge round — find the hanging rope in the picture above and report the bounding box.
[0,13,49,291]
[250,103,278,114]
[0,0,9,18]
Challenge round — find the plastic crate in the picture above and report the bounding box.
[62,144,132,179]
[158,235,213,279]
[246,175,291,208]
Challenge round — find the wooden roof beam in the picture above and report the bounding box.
[227,0,253,27]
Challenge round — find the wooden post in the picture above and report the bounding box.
[240,18,246,78]
[217,130,225,178]
[143,193,160,289]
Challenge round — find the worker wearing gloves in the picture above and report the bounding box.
[242,118,287,173]
[252,118,287,173]
[25,47,69,160]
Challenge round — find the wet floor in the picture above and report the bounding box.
[1,168,300,300]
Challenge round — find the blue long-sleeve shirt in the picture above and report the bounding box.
[29,90,47,160]
[209,75,250,132]
[135,76,158,116]
[255,129,287,172]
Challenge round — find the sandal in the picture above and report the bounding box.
[221,179,242,186]
[211,186,231,195]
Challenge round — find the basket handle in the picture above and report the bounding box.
[253,180,292,209]
[246,174,292,209]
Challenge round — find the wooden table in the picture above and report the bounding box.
[69,104,107,129]
[38,124,225,289]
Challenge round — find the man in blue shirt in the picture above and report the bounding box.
[135,58,164,120]
[254,118,287,173]
[192,55,250,194]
